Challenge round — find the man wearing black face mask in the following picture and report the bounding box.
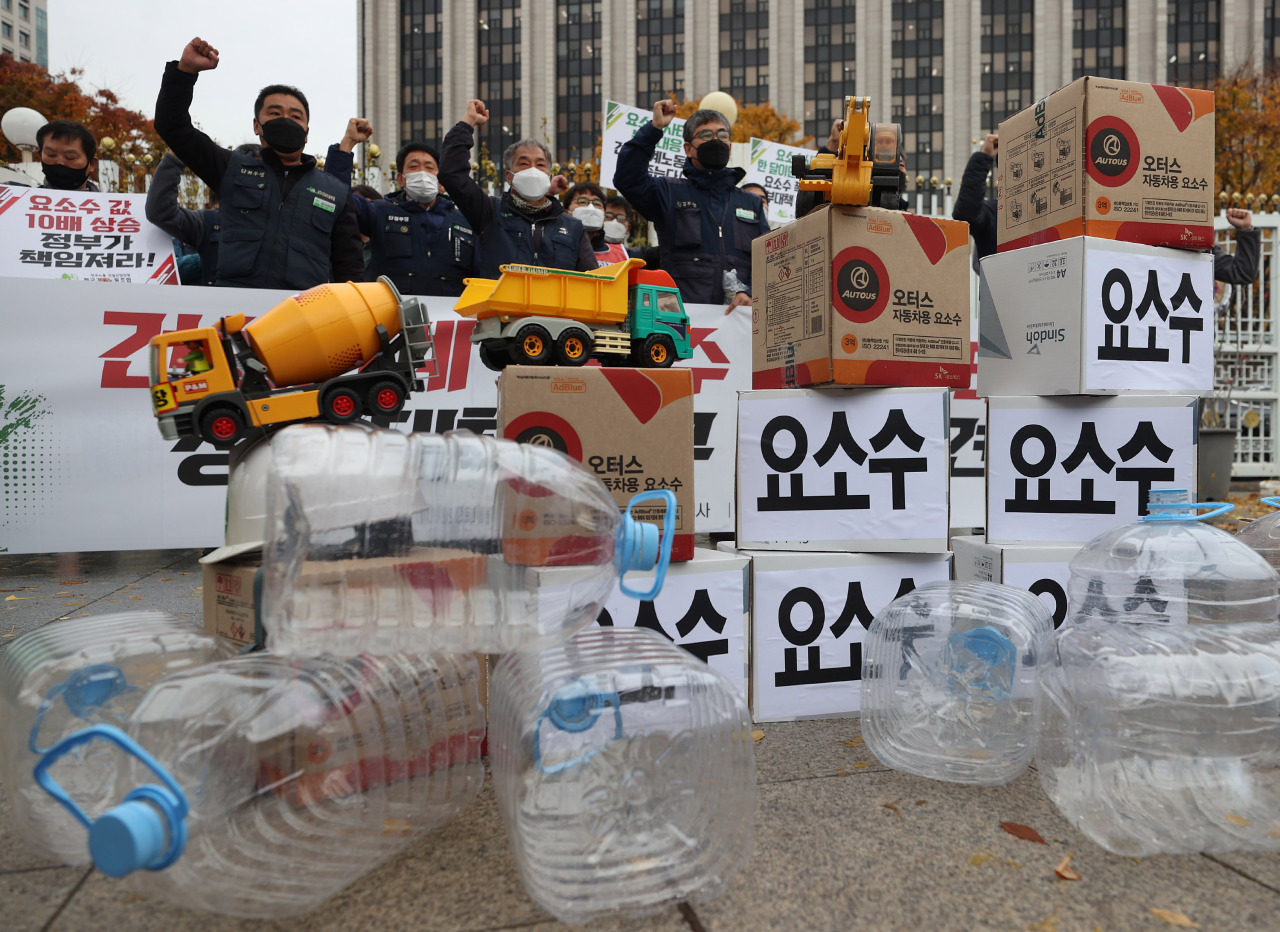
[614,100,768,311]
[31,121,100,191]
[153,36,362,289]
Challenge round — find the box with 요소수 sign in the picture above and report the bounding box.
[497,365,695,563]
[997,77,1215,252]
[751,204,972,389]
[950,535,1082,629]
[718,544,952,723]
[976,237,1214,396]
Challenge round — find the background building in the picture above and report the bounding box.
[0,0,47,68]
[357,0,1268,187]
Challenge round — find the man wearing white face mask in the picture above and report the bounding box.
[324,121,476,295]
[563,182,637,267]
[438,99,596,277]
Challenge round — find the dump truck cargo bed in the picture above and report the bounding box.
[454,258,644,324]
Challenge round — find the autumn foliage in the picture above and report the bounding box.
[671,96,812,148]
[1212,64,1280,199]
[0,53,164,164]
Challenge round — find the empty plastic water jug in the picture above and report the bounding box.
[1038,619,1280,856]
[262,423,675,656]
[489,626,755,925]
[32,651,484,918]
[1066,489,1280,626]
[0,612,235,865]
[861,580,1055,785]
[1235,495,1280,571]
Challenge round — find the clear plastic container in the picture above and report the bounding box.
[1038,619,1280,856]
[861,580,1055,785]
[489,626,755,925]
[1235,495,1280,571]
[1066,489,1280,626]
[0,612,236,865]
[262,423,674,656]
[32,650,484,918]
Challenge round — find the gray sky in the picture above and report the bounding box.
[46,1,358,156]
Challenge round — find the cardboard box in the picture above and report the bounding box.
[951,535,1082,628]
[202,555,260,647]
[498,366,695,562]
[985,394,1199,545]
[530,547,750,700]
[719,545,952,722]
[997,77,1215,252]
[751,205,971,389]
[257,653,487,808]
[977,238,1213,396]
[736,387,950,551]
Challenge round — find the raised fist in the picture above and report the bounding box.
[179,37,219,75]
[464,100,490,127]
[652,99,678,130]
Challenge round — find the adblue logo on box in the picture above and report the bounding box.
[550,378,586,393]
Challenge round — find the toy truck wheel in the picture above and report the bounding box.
[636,334,676,368]
[367,380,406,416]
[514,325,553,365]
[323,387,362,424]
[479,342,512,371]
[200,407,246,447]
[556,329,592,366]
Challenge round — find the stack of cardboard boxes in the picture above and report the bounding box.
[955,77,1215,624]
[736,204,972,721]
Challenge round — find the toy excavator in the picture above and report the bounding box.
[791,96,903,217]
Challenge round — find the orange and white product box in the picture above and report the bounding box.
[985,394,1199,545]
[498,365,695,563]
[951,535,1082,629]
[976,237,1213,396]
[751,204,971,390]
[202,555,259,647]
[529,547,750,701]
[718,544,951,723]
[997,77,1214,253]
[736,387,950,552]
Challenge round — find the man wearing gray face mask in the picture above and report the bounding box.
[614,99,768,312]
[154,36,363,289]
[322,123,476,296]
[437,99,596,277]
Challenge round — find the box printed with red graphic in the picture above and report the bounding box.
[497,365,695,563]
[719,545,952,722]
[751,204,971,389]
[997,77,1215,252]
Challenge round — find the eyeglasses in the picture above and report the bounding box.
[604,211,627,222]
[572,196,604,208]
[693,129,732,143]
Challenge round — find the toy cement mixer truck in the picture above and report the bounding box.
[148,277,434,448]
[453,258,693,371]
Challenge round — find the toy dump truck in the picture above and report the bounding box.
[149,277,433,448]
[790,95,903,217]
[454,257,693,370]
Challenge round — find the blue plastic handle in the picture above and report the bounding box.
[1143,501,1234,522]
[29,664,133,755]
[532,679,624,775]
[1262,496,1280,511]
[616,489,676,601]
[33,724,188,874]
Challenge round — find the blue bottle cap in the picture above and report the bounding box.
[89,800,167,878]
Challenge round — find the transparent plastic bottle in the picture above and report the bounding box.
[32,650,484,918]
[861,580,1055,785]
[489,626,755,925]
[1235,495,1280,571]
[1038,619,1280,856]
[0,611,236,865]
[1066,489,1280,626]
[262,423,675,656]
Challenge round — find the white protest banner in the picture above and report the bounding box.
[0,187,178,283]
[0,277,749,554]
[599,100,686,192]
[745,138,812,226]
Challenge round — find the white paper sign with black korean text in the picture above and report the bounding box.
[1085,245,1213,392]
[986,396,1198,544]
[737,388,950,551]
[599,100,686,192]
[748,552,952,722]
